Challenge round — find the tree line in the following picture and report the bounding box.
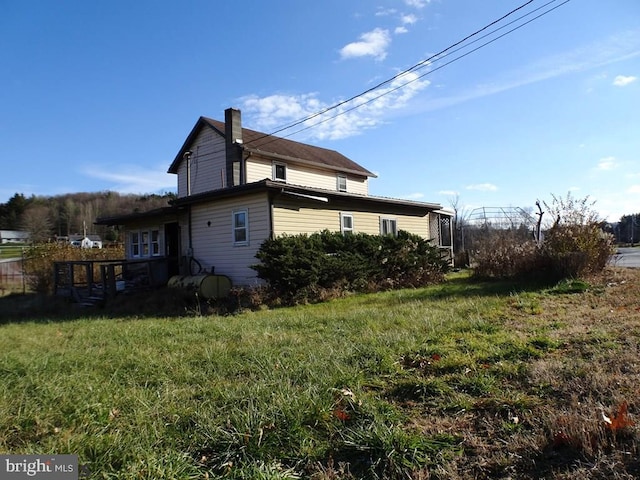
[0,192,175,243]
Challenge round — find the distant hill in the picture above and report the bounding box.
[0,191,175,243]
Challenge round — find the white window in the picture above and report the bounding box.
[337,174,347,192]
[131,232,140,257]
[151,230,160,255]
[130,229,161,258]
[233,210,249,245]
[340,212,354,234]
[380,217,398,237]
[273,163,287,182]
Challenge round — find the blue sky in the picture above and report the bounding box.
[1,0,639,222]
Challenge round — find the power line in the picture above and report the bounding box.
[271,0,571,142]
[197,0,570,157]
[262,0,537,139]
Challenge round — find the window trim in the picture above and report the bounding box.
[380,217,398,237]
[340,212,354,234]
[337,174,347,192]
[232,209,249,246]
[131,231,141,257]
[130,228,162,258]
[273,162,287,182]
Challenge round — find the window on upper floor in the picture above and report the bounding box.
[380,217,398,237]
[337,174,347,192]
[340,212,354,235]
[233,209,249,245]
[273,163,287,182]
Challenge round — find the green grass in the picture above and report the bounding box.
[0,243,26,260]
[1,269,639,479]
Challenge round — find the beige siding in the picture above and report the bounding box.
[177,128,226,198]
[273,206,340,236]
[345,176,368,195]
[273,199,430,238]
[245,156,272,182]
[188,192,270,285]
[246,155,369,195]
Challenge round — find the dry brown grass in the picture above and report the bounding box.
[419,267,640,479]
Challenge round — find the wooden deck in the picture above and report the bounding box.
[54,258,169,306]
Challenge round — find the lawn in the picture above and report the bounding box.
[0,243,26,260]
[1,268,639,479]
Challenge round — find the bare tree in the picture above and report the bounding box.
[449,194,470,254]
[21,204,53,243]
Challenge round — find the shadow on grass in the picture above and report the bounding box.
[0,287,198,325]
[387,270,558,303]
[0,270,568,325]
[433,274,554,298]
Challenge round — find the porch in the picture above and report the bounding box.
[54,258,169,306]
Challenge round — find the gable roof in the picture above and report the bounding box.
[167,116,376,178]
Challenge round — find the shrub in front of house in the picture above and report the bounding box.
[252,230,449,304]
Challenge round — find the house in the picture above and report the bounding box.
[66,234,103,249]
[0,230,30,244]
[96,108,453,286]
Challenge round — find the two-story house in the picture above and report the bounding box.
[97,108,453,286]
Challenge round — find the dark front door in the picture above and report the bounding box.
[164,222,180,277]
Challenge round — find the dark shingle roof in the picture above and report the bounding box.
[168,116,376,177]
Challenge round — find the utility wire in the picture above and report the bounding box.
[271,0,571,142]
[197,0,569,157]
[258,0,537,141]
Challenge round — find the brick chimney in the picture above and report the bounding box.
[225,108,243,187]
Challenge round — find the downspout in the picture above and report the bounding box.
[268,190,275,239]
[183,150,194,274]
[187,204,193,258]
[184,150,193,196]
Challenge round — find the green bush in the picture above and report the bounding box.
[252,230,449,304]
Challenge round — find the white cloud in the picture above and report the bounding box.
[597,156,618,170]
[466,183,498,192]
[403,192,425,199]
[613,75,637,86]
[395,14,418,35]
[438,190,460,196]
[83,164,176,195]
[627,185,640,194]
[240,71,430,141]
[400,14,418,25]
[340,28,391,61]
[375,8,396,17]
[413,29,640,113]
[405,0,430,8]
